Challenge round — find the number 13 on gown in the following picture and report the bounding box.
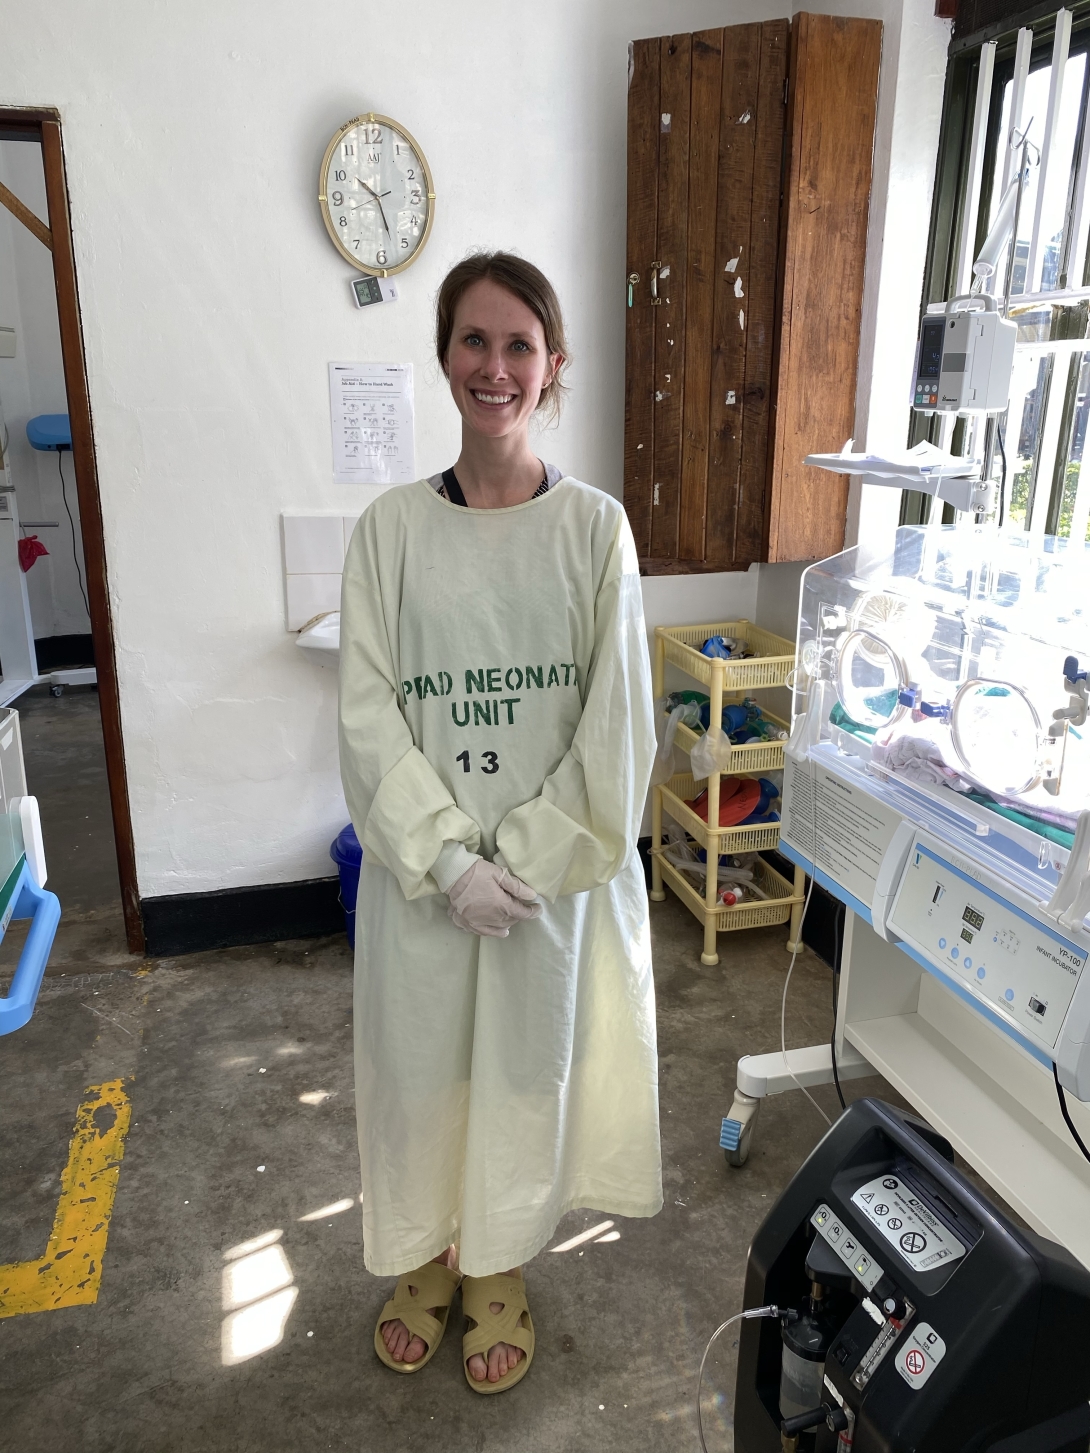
[456,751,499,775]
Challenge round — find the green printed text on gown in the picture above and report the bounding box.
[402,661,579,727]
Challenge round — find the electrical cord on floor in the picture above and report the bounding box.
[781,910,832,1129]
[1053,1062,1090,1165]
[697,1306,796,1453]
[830,908,846,1112]
[779,750,832,1130]
[996,421,1007,529]
[58,448,90,622]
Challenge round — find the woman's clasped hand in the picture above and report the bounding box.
[446,858,543,938]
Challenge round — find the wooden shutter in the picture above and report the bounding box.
[624,23,788,572]
[625,13,882,571]
[765,13,882,563]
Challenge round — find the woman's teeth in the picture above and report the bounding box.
[473,391,514,405]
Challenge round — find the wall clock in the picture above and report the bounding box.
[318,113,435,277]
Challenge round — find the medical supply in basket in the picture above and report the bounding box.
[686,776,780,828]
[664,692,786,742]
[701,634,754,660]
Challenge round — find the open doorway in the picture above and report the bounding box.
[0,112,141,954]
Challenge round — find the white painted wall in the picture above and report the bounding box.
[0,139,90,641]
[844,0,952,548]
[0,0,949,899]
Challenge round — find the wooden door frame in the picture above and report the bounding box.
[0,107,144,953]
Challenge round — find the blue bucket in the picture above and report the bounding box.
[330,823,362,948]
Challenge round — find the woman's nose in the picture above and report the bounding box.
[480,350,509,381]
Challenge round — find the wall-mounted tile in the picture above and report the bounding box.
[286,574,341,632]
[342,515,362,555]
[282,514,345,575]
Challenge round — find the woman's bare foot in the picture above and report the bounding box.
[380,1246,457,1364]
[466,1267,525,1384]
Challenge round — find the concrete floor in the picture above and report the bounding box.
[0,685,908,1449]
[0,893,907,1452]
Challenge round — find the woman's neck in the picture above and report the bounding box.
[452,428,543,509]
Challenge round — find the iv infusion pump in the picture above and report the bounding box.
[912,294,1017,416]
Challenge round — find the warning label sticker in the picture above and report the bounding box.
[851,1175,966,1273]
[895,1323,946,1389]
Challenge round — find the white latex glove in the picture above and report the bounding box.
[446,858,542,938]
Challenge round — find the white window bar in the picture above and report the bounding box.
[1029,357,1068,532]
[956,42,997,295]
[1002,28,1035,195]
[1026,9,1073,293]
[988,27,1035,297]
[1002,349,1042,527]
[1067,355,1090,543]
[1066,60,1090,287]
[1018,335,1090,354]
[1010,283,1090,306]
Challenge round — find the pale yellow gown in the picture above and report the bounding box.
[338,476,662,1277]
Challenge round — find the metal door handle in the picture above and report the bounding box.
[650,261,662,305]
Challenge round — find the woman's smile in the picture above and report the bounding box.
[470,389,517,407]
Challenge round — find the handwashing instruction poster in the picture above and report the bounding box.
[328,362,415,484]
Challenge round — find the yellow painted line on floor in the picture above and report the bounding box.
[0,1077,132,1319]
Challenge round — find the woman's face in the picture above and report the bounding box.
[444,278,562,440]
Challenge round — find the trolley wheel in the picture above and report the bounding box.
[720,1094,760,1168]
[50,684,64,697]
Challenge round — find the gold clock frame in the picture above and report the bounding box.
[318,112,436,277]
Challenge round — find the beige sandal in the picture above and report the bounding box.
[461,1271,535,1394]
[374,1260,461,1373]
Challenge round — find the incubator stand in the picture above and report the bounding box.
[723,526,1090,1269]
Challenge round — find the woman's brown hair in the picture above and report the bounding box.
[435,251,569,422]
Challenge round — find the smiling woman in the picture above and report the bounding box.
[430,252,570,506]
[338,249,661,1395]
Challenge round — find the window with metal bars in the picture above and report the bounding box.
[907,4,1090,535]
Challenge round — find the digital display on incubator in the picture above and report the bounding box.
[961,927,974,944]
[918,320,945,379]
[963,906,985,931]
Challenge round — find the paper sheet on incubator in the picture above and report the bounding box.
[805,440,979,480]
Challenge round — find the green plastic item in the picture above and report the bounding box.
[964,793,1075,850]
[828,702,878,740]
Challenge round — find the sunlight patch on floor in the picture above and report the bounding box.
[221,1229,297,1366]
[549,1219,620,1252]
[297,1198,354,1222]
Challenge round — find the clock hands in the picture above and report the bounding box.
[355,179,392,237]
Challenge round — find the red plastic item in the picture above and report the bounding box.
[686,777,761,827]
[18,534,48,572]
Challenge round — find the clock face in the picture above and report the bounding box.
[319,114,434,276]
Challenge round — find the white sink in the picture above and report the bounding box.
[296,612,340,667]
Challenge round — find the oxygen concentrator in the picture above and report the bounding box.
[734,1099,1090,1453]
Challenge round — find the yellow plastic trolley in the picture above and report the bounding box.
[649,620,806,965]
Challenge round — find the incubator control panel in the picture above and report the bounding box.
[888,834,1089,1065]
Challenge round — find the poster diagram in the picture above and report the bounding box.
[328,362,415,485]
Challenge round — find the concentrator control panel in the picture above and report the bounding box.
[887,832,1090,1097]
